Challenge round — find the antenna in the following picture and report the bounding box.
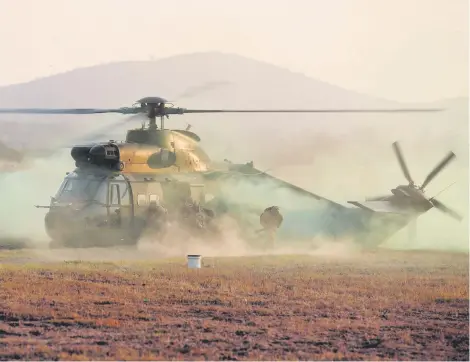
[430,181,457,199]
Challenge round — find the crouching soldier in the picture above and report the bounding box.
[178,197,218,236]
[258,206,283,249]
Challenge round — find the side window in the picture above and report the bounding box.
[149,194,159,204]
[94,182,108,204]
[54,179,68,199]
[120,182,130,206]
[110,184,121,205]
[137,194,146,206]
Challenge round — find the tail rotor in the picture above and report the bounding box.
[367,141,462,243]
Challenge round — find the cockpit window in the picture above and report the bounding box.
[55,176,104,203]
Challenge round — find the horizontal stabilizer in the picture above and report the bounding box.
[347,200,418,215]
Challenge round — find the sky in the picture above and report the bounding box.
[0,0,468,103]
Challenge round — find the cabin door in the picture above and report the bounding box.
[161,181,192,211]
[107,181,132,231]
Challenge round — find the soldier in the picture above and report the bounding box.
[181,197,206,230]
[259,206,283,249]
[176,196,220,237]
[146,198,168,240]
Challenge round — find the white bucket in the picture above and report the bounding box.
[187,255,202,269]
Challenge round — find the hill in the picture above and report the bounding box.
[0,52,396,108]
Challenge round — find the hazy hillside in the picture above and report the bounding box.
[0,52,467,251]
[0,52,397,108]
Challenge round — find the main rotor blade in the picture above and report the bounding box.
[392,141,414,184]
[0,106,443,116]
[0,107,140,115]
[421,152,456,190]
[181,108,443,114]
[430,198,462,221]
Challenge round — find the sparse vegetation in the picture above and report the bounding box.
[0,249,468,360]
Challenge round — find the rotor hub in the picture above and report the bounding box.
[136,97,169,130]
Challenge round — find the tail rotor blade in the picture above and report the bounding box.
[392,141,414,184]
[421,152,456,190]
[430,198,462,221]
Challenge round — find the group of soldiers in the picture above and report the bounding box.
[144,194,284,249]
[145,196,216,240]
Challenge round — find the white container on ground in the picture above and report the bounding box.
[187,255,202,269]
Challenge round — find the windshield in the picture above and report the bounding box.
[55,176,105,203]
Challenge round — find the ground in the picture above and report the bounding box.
[0,247,468,361]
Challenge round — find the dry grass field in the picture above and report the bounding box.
[0,247,468,361]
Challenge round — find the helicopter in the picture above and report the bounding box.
[0,97,460,249]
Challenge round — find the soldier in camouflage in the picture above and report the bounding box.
[259,206,284,249]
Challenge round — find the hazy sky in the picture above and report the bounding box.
[0,0,467,102]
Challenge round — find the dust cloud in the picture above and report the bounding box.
[0,149,71,247]
[135,216,361,262]
[20,210,362,264]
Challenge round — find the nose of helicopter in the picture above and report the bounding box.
[44,208,89,244]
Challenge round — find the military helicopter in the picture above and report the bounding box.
[0,97,458,249]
